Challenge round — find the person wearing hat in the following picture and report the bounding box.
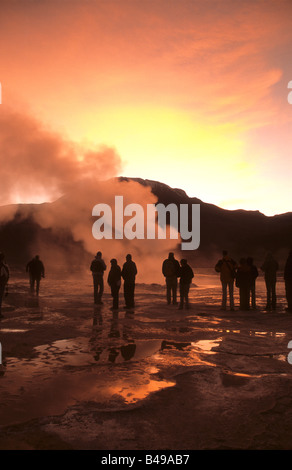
[90,251,106,304]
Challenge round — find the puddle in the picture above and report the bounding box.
[0,329,29,333]
[0,336,175,425]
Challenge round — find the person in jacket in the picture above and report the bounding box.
[107,258,122,310]
[0,252,9,318]
[215,250,237,311]
[90,251,106,304]
[284,250,292,312]
[247,257,258,309]
[178,258,194,310]
[26,255,45,296]
[236,258,251,311]
[261,252,279,310]
[162,252,180,305]
[121,254,137,309]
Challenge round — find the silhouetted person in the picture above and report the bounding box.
[26,255,45,296]
[284,250,292,312]
[215,250,237,311]
[90,251,106,304]
[0,253,9,318]
[236,258,251,311]
[107,258,121,310]
[121,254,137,309]
[247,257,258,309]
[261,252,279,310]
[162,252,180,305]
[178,259,194,310]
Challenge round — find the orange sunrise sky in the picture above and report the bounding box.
[1,0,292,215]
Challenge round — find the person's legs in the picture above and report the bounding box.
[97,277,104,303]
[271,281,277,310]
[179,283,184,309]
[172,277,178,305]
[184,284,190,309]
[250,282,256,309]
[221,281,227,309]
[228,281,235,310]
[30,275,35,294]
[124,281,134,308]
[36,277,41,296]
[93,275,98,304]
[166,277,172,304]
[265,279,272,309]
[111,285,119,309]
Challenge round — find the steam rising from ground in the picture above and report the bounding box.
[36,179,180,284]
[0,109,180,283]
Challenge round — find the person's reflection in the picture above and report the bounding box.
[123,310,134,340]
[108,311,120,338]
[108,347,119,363]
[90,307,105,361]
[121,342,136,361]
[92,306,103,328]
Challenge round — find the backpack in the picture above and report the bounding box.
[163,259,177,277]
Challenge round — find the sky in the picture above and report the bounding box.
[1,0,292,215]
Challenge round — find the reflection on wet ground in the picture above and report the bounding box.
[0,273,292,427]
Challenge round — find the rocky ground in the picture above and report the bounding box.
[1,271,292,450]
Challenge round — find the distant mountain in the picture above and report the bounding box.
[0,177,291,270]
[118,177,292,267]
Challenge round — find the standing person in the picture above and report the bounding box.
[235,258,251,311]
[26,255,45,296]
[247,257,258,309]
[284,250,292,312]
[0,253,9,319]
[90,251,106,305]
[162,252,180,305]
[215,250,237,311]
[178,259,194,310]
[107,259,122,310]
[261,252,279,311]
[121,254,137,309]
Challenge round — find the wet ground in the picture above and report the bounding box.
[1,270,292,450]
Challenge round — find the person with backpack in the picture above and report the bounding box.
[0,252,9,318]
[90,251,106,304]
[162,252,180,305]
[215,250,237,311]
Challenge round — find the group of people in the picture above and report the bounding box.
[0,254,45,318]
[162,252,194,309]
[1,248,292,317]
[215,249,292,312]
[90,252,137,310]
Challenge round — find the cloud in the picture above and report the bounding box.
[0,108,123,205]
